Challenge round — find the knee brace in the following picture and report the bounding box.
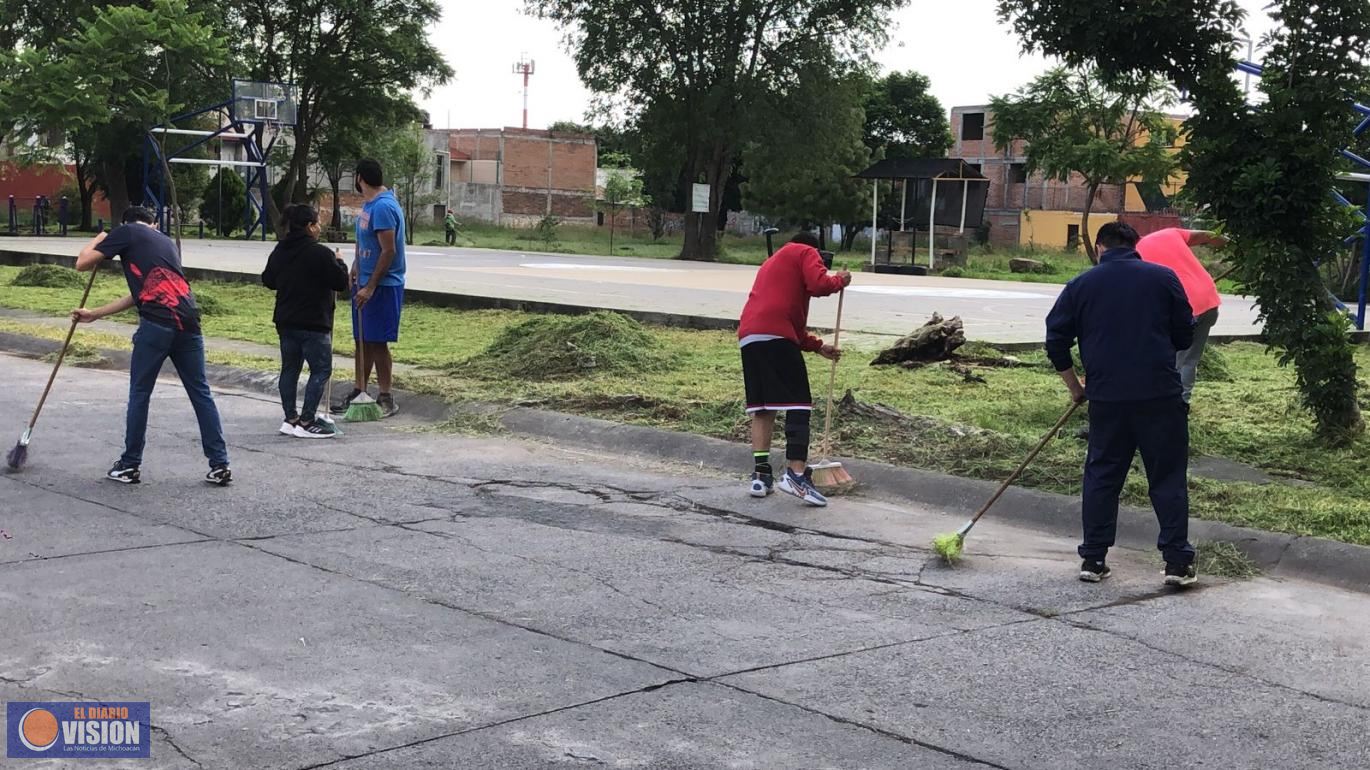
[784,409,811,462]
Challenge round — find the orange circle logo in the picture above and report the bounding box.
[18,708,59,751]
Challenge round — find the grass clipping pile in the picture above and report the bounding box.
[10,264,85,289]
[462,311,675,381]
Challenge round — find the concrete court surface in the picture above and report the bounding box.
[1,236,1262,343]
[2,353,1367,770]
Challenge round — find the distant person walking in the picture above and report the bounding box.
[1136,227,1227,403]
[444,211,458,246]
[74,206,232,485]
[262,204,350,438]
[331,158,406,418]
[737,231,850,507]
[1045,222,1197,587]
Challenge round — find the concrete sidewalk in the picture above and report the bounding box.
[2,354,1368,768]
[0,236,1265,343]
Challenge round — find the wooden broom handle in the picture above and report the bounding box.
[26,266,99,430]
[820,288,845,458]
[968,399,1082,525]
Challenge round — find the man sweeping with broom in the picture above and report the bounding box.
[1044,222,1196,586]
[72,206,232,485]
[738,231,850,507]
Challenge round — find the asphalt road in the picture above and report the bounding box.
[1,236,1263,343]
[2,353,1367,768]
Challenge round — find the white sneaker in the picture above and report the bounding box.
[748,472,774,498]
[279,420,298,436]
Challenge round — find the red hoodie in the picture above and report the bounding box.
[738,242,846,351]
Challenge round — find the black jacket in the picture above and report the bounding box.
[261,233,350,332]
[1045,247,1195,403]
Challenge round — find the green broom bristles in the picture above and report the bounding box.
[932,532,964,564]
[344,392,382,422]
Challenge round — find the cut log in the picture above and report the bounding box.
[871,313,966,366]
[1009,257,1045,273]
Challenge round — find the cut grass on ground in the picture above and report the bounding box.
[1,264,1365,546]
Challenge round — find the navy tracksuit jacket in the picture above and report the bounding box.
[1045,247,1197,565]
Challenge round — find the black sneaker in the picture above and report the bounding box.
[1164,562,1198,587]
[329,388,363,415]
[106,462,140,484]
[205,465,233,486]
[1079,559,1111,583]
[377,393,399,419]
[294,420,338,439]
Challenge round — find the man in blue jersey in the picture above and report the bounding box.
[332,158,406,418]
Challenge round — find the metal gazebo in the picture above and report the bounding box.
[854,159,989,274]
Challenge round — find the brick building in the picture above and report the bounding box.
[949,106,1183,249]
[441,127,597,226]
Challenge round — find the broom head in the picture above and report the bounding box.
[5,428,32,471]
[809,459,855,495]
[344,392,382,423]
[932,532,964,564]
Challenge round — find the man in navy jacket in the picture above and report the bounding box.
[1045,222,1198,586]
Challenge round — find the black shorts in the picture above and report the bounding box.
[741,338,811,414]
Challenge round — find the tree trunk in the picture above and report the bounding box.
[75,158,95,231]
[329,174,342,230]
[609,207,616,254]
[103,159,130,224]
[679,144,731,261]
[1081,180,1100,264]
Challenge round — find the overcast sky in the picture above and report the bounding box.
[419,0,1278,131]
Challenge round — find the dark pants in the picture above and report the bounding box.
[278,326,333,421]
[445,228,456,246]
[124,320,229,469]
[1081,397,1194,566]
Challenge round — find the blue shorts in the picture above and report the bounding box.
[351,285,403,343]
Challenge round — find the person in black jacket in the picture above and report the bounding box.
[262,205,350,438]
[1045,222,1198,587]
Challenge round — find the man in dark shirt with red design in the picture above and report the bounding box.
[74,206,232,486]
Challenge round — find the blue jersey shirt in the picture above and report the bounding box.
[1045,247,1195,403]
[356,190,406,288]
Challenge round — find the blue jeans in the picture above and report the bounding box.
[277,326,333,421]
[123,320,229,469]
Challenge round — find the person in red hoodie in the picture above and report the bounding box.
[738,231,851,506]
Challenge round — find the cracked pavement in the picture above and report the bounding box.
[1,353,1368,769]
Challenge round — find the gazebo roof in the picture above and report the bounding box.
[854,158,987,181]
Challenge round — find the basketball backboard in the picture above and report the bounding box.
[231,80,299,126]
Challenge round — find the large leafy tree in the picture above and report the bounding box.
[233,0,452,216]
[999,0,1368,441]
[0,0,227,218]
[990,67,1178,263]
[742,68,872,235]
[530,0,907,261]
[863,70,952,160]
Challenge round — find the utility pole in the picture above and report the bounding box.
[512,54,535,130]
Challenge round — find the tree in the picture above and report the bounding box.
[863,70,952,160]
[374,123,436,246]
[742,68,872,239]
[232,0,452,222]
[530,0,906,261]
[989,67,1178,263]
[201,168,247,236]
[598,152,649,255]
[312,101,424,231]
[998,0,1366,440]
[0,0,228,218]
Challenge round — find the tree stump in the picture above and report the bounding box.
[871,313,966,366]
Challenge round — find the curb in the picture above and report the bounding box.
[1,329,1365,594]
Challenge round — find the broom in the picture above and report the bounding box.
[318,282,341,433]
[6,266,100,470]
[932,399,1083,563]
[344,291,382,422]
[809,288,854,494]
